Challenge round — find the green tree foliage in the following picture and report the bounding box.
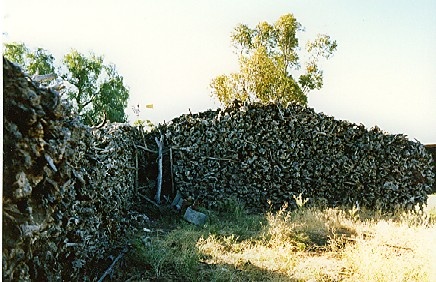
[3,42,129,125]
[3,42,54,75]
[3,42,27,67]
[89,64,129,124]
[211,14,337,106]
[27,48,55,75]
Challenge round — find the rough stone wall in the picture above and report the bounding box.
[148,102,434,212]
[2,58,145,281]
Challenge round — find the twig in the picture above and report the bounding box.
[138,193,160,208]
[92,112,108,130]
[136,144,170,155]
[171,146,193,152]
[139,127,149,151]
[204,156,236,162]
[32,73,56,82]
[97,247,128,282]
[155,135,164,204]
[383,244,413,251]
[135,151,139,195]
[276,103,284,120]
[169,147,175,195]
[135,145,158,154]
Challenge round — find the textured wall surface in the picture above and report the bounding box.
[2,58,145,281]
[148,101,434,212]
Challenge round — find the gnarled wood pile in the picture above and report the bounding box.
[3,54,434,279]
[424,144,436,193]
[150,101,434,212]
[2,58,146,281]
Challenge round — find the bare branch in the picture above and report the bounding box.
[97,247,128,282]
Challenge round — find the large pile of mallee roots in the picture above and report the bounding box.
[3,58,147,281]
[146,101,434,212]
[3,56,434,281]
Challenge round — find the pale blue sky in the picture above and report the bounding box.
[3,0,436,143]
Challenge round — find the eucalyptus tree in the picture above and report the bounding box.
[3,42,55,75]
[211,14,337,106]
[3,42,129,125]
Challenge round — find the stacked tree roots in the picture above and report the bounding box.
[424,145,436,193]
[3,55,434,280]
[151,101,434,212]
[2,58,146,281]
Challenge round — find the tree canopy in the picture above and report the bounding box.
[3,42,55,75]
[210,13,337,106]
[3,42,129,125]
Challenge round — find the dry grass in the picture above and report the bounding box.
[125,197,436,281]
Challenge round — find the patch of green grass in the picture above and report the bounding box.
[125,199,436,281]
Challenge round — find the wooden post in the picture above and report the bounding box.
[155,134,164,204]
[169,147,175,195]
[135,150,139,195]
